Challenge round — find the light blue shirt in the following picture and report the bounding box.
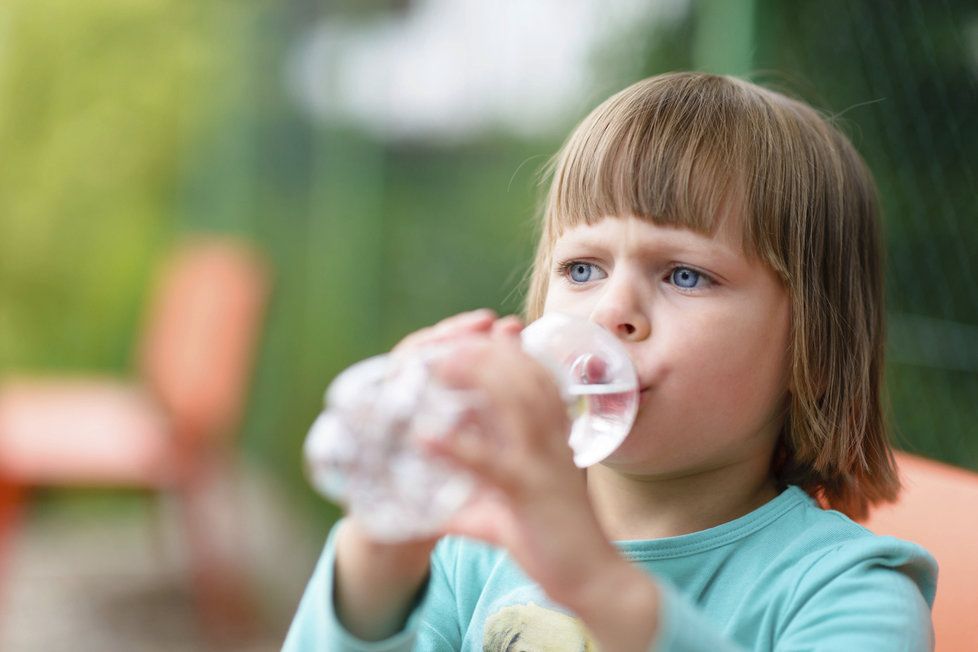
[284,486,936,650]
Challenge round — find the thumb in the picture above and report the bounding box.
[441,489,514,547]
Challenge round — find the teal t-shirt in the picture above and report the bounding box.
[283,486,937,651]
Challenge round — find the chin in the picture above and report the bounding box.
[600,418,683,473]
[600,433,656,470]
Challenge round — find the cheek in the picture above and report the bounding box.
[666,303,790,412]
[702,306,791,412]
[542,285,594,319]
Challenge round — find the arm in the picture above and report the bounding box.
[776,539,935,651]
[332,309,512,640]
[284,310,510,649]
[282,520,445,652]
[428,336,663,651]
[333,519,435,640]
[282,521,419,651]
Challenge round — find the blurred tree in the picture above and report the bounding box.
[0,0,241,373]
[746,0,978,469]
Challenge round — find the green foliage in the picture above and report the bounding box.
[745,0,978,469]
[0,0,240,371]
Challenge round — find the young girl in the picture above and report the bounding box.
[284,72,936,651]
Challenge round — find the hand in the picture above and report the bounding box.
[393,308,523,355]
[426,336,661,651]
[333,309,523,640]
[425,337,610,594]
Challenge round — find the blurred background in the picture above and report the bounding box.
[0,0,975,649]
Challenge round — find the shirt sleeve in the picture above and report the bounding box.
[773,537,935,651]
[650,537,935,652]
[282,523,423,652]
[282,522,461,652]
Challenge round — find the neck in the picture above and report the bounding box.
[587,460,780,541]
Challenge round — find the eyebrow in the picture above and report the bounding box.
[553,229,742,265]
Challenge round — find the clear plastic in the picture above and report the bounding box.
[303,312,638,541]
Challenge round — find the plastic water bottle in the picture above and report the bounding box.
[303,312,638,541]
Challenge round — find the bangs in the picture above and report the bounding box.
[543,74,756,250]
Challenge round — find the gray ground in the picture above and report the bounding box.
[0,464,323,652]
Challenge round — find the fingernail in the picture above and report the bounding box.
[466,308,495,320]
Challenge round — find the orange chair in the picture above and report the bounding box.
[861,451,978,651]
[0,234,271,637]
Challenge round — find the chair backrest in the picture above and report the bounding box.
[861,451,978,651]
[137,235,271,445]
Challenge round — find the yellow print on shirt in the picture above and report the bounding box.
[483,601,598,651]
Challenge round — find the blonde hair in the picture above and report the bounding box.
[526,72,898,519]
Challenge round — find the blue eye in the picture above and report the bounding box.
[670,267,702,289]
[569,262,595,283]
[559,261,608,285]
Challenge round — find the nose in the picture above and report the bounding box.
[589,276,651,342]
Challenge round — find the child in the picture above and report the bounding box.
[284,72,936,651]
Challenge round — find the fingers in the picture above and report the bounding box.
[422,416,518,493]
[427,339,573,496]
[432,309,496,337]
[393,309,496,353]
[393,310,524,355]
[491,314,524,340]
[440,487,514,546]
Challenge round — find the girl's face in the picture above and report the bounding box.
[543,215,791,477]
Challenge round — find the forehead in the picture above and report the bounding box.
[552,213,748,262]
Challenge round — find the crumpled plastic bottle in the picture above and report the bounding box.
[304,312,638,541]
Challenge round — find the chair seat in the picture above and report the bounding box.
[862,452,978,650]
[0,377,176,487]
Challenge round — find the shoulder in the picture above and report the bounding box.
[777,487,936,565]
[731,489,935,648]
[772,488,937,607]
[754,492,936,648]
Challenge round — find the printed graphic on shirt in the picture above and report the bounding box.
[483,601,597,651]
